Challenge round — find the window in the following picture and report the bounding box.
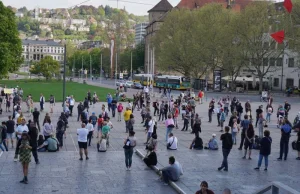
[57,56,60,60]
[270,58,276,66]
[26,55,29,59]
[286,78,294,87]
[288,58,294,67]
[263,58,268,66]
[273,78,279,87]
[33,54,36,60]
[277,58,283,66]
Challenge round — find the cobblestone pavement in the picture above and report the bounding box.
[0,92,300,194]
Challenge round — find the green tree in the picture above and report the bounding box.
[237,2,284,92]
[65,28,72,35]
[30,56,60,80]
[0,2,23,77]
[24,24,30,32]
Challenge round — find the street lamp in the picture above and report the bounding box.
[62,43,66,111]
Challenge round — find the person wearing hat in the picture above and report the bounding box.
[204,134,218,150]
[143,145,157,167]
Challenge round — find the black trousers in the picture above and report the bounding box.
[239,133,245,149]
[69,105,74,115]
[182,121,189,131]
[190,119,194,131]
[144,158,155,167]
[112,108,116,117]
[164,111,168,120]
[31,147,39,163]
[279,138,289,159]
[87,131,93,146]
[217,113,221,125]
[255,117,259,127]
[56,131,64,147]
[34,119,41,132]
[154,108,159,116]
[208,111,212,122]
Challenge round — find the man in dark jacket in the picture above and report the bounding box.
[255,130,272,171]
[218,126,233,171]
[239,115,250,150]
[32,108,41,132]
[277,120,292,161]
[255,106,263,127]
[77,102,84,122]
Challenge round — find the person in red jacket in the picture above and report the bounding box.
[195,181,215,194]
[173,105,179,129]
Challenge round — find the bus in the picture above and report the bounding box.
[132,74,153,86]
[154,75,191,90]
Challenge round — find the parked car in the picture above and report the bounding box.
[125,81,133,88]
[133,82,143,89]
[116,80,125,86]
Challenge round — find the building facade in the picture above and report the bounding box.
[22,39,65,67]
[135,22,148,45]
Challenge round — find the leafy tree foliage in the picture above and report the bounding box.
[30,56,61,80]
[0,2,23,77]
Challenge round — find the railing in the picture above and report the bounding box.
[255,181,300,194]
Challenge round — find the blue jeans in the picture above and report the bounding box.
[162,169,177,183]
[124,148,134,168]
[0,139,8,151]
[166,127,173,141]
[258,154,268,168]
[221,148,231,170]
[266,113,271,122]
[232,132,237,144]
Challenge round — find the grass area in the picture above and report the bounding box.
[0,79,115,102]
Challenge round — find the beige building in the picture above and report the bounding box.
[144,0,173,74]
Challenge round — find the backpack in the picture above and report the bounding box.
[117,105,123,112]
[97,139,107,152]
[253,136,261,150]
[123,139,131,149]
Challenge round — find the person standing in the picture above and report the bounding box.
[243,123,255,160]
[193,114,202,137]
[69,95,75,116]
[117,103,123,121]
[208,101,214,123]
[123,108,132,133]
[158,101,165,121]
[106,93,112,112]
[219,109,226,132]
[218,126,233,171]
[32,108,41,132]
[83,97,89,112]
[28,122,39,164]
[86,119,94,147]
[39,94,45,112]
[255,105,263,127]
[14,119,29,162]
[164,102,169,120]
[43,118,54,140]
[49,94,55,114]
[19,133,32,184]
[277,120,292,161]
[254,130,272,171]
[77,123,89,160]
[56,117,65,148]
[77,102,84,122]
[266,104,273,123]
[145,117,155,144]
[258,114,265,138]
[87,90,92,105]
[123,131,136,170]
[153,100,159,116]
[6,116,15,148]
[239,115,250,150]
[165,114,175,141]
[0,122,8,151]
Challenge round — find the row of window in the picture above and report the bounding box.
[23,54,63,61]
[273,78,299,87]
[263,58,294,67]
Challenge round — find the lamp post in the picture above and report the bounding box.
[62,43,67,111]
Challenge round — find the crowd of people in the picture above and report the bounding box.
[1,85,300,193]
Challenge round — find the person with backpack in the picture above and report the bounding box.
[117,103,124,122]
[239,115,250,150]
[243,123,255,160]
[218,126,233,171]
[277,119,292,161]
[123,131,136,171]
[89,112,97,129]
[254,130,272,171]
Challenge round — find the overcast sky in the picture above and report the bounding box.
[2,0,182,16]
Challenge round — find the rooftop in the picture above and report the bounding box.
[22,39,63,47]
[148,0,173,13]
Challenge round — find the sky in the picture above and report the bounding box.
[2,0,182,16]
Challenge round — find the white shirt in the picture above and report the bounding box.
[127,102,132,109]
[144,87,149,93]
[70,98,75,106]
[148,119,155,133]
[16,124,29,139]
[167,136,178,150]
[40,96,45,103]
[86,123,94,132]
[15,113,20,123]
[77,128,89,142]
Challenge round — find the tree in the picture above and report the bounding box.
[237,2,284,92]
[30,56,60,80]
[24,24,30,32]
[65,28,72,35]
[0,2,23,77]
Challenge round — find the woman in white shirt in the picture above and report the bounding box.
[167,133,178,150]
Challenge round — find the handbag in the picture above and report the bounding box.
[167,137,175,149]
[168,124,175,128]
[123,139,131,149]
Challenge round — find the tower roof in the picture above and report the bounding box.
[148,0,173,13]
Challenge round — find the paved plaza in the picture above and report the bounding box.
[0,86,300,194]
